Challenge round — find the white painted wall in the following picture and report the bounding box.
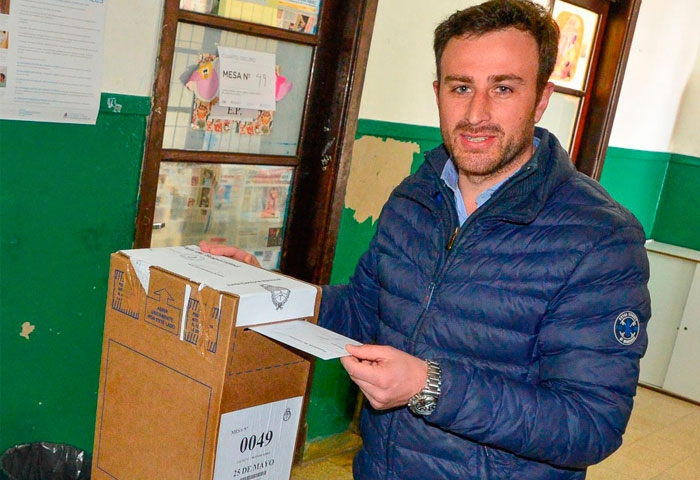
[668,37,700,158]
[609,0,700,153]
[102,0,164,96]
[101,0,700,156]
[357,0,479,128]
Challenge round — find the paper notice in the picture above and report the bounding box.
[213,397,303,480]
[217,46,276,111]
[0,0,105,124]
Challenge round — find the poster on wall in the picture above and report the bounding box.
[0,0,105,124]
[550,0,599,91]
[0,12,8,91]
[0,0,11,94]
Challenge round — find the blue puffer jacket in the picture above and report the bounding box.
[320,128,651,479]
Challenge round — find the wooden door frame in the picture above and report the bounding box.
[575,0,642,179]
[281,0,378,286]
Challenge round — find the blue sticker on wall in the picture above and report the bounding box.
[614,311,640,346]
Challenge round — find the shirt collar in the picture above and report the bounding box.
[440,137,540,225]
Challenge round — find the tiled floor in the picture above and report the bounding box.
[587,386,700,480]
[291,386,700,479]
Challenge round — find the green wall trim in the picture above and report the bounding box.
[99,92,152,116]
[357,118,443,143]
[669,152,700,168]
[605,146,672,163]
[600,146,671,236]
[651,152,700,250]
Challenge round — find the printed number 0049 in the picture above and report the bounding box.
[240,431,274,453]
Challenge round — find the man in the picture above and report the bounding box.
[202,1,650,478]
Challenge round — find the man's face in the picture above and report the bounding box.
[434,28,554,186]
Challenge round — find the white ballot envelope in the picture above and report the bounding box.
[250,320,363,360]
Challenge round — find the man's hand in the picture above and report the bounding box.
[199,241,261,268]
[340,344,428,411]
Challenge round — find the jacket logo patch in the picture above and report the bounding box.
[261,284,290,310]
[614,311,639,346]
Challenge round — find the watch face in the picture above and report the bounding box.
[408,360,441,416]
[409,394,437,416]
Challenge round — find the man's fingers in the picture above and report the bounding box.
[199,241,261,267]
[345,343,385,362]
[340,353,376,383]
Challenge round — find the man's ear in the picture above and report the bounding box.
[535,81,556,123]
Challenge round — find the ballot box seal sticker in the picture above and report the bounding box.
[111,269,140,319]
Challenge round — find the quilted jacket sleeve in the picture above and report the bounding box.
[319,238,382,344]
[429,223,651,469]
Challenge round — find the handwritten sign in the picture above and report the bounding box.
[217,46,276,111]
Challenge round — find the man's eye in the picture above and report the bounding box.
[495,86,513,94]
[453,85,470,94]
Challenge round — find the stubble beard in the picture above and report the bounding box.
[443,120,535,185]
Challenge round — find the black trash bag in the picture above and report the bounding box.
[0,442,91,480]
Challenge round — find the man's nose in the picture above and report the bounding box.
[465,90,491,125]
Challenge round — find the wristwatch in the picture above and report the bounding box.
[408,359,442,416]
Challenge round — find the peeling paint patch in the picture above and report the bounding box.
[346,136,419,223]
[20,322,35,339]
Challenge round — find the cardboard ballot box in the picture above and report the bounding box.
[92,246,320,480]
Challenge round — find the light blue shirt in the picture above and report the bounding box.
[440,138,540,225]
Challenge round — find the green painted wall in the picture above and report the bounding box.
[599,147,670,237]
[651,154,700,250]
[0,93,148,453]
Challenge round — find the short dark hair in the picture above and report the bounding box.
[434,0,560,95]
